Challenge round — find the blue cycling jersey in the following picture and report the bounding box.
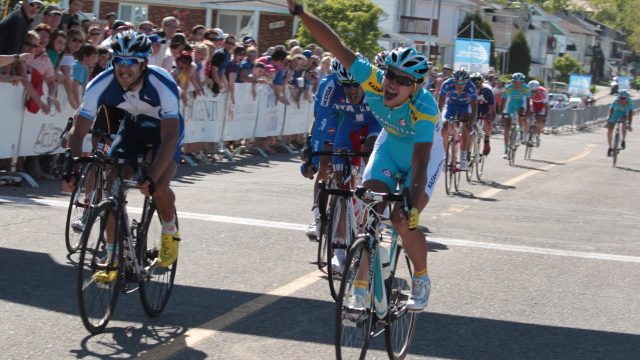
[502,83,531,113]
[310,73,380,168]
[349,57,439,143]
[609,99,634,122]
[440,78,477,106]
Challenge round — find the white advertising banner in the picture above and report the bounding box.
[184,92,226,143]
[254,85,286,137]
[221,83,259,141]
[0,84,27,159]
[281,90,313,136]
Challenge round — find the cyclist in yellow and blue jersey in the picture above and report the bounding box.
[607,90,634,156]
[500,73,531,158]
[288,0,444,312]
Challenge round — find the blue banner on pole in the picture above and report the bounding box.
[568,74,592,96]
[454,38,491,73]
[617,76,632,91]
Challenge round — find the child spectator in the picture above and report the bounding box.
[70,42,98,108]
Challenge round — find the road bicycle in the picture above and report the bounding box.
[64,127,114,254]
[466,116,487,182]
[523,113,539,160]
[443,118,462,195]
[611,119,624,167]
[310,149,370,301]
[323,179,417,359]
[76,155,178,334]
[503,112,521,166]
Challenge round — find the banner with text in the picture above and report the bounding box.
[453,38,492,74]
[568,74,592,96]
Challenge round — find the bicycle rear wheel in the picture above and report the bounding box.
[138,199,178,317]
[327,195,353,301]
[77,200,122,334]
[475,135,486,181]
[612,130,620,167]
[65,163,100,254]
[335,239,373,360]
[384,244,417,359]
[524,130,534,160]
[466,133,476,183]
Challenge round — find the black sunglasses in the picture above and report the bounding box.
[340,81,360,88]
[383,70,415,86]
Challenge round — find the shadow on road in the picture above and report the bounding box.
[616,166,640,173]
[477,180,516,191]
[452,189,498,202]
[528,159,565,166]
[512,164,548,171]
[2,246,639,359]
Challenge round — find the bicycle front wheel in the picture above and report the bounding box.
[444,139,454,195]
[466,134,476,183]
[65,163,99,254]
[138,199,178,317]
[77,200,122,334]
[335,239,373,360]
[612,131,620,167]
[476,136,486,181]
[327,195,353,302]
[524,131,534,160]
[384,245,417,359]
[508,128,518,166]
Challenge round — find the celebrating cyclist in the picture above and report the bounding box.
[62,30,184,278]
[438,68,478,170]
[289,0,444,312]
[528,80,549,147]
[500,73,531,158]
[606,90,633,156]
[470,72,495,155]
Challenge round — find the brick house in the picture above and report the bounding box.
[75,0,295,51]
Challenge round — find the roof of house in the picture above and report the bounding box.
[555,18,597,37]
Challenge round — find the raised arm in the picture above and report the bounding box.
[287,0,357,68]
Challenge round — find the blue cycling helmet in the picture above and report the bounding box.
[618,89,630,98]
[110,30,152,59]
[512,72,526,82]
[453,68,470,81]
[384,47,430,81]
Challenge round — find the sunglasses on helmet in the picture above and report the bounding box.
[383,70,415,86]
[113,56,145,66]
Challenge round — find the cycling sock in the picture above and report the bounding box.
[105,244,117,263]
[414,268,428,277]
[312,206,320,220]
[161,216,177,234]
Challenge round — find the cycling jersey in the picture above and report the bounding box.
[502,83,530,115]
[310,73,381,168]
[530,86,549,115]
[440,78,477,120]
[477,84,495,116]
[79,65,185,162]
[609,99,634,123]
[349,57,443,196]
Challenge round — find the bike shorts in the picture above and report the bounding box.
[444,103,472,122]
[108,116,182,164]
[363,125,444,199]
[332,120,381,169]
[608,113,628,124]
[309,116,339,168]
[504,102,526,117]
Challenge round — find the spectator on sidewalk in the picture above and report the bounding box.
[209,34,235,95]
[59,0,84,31]
[41,5,63,29]
[0,0,42,62]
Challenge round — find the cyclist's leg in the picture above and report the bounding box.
[502,114,512,156]
[518,108,527,142]
[606,120,615,153]
[459,111,471,169]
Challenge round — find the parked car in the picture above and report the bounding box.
[549,81,569,95]
[567,97,585,109]
[549,93,569,108]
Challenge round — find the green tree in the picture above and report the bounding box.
[294,0,383,59]
[553,54,582,83]
[457,12,496,67]
[508,32,531,76]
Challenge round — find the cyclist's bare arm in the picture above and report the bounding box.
[438,94,446,112]
[287,0,356,69]
[410,141,432,211]
[68,114,93,157]
[149,118,179,182]
[470,98,478,122]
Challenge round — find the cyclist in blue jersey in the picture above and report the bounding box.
[470,72,496,155]
[500,73,531,158]
[62,31,183,278]
[438,68,477,170]
[289,0,444,312]
[606,90,633,156]
[301,58,381,247]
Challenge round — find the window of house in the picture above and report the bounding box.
[118,4,148,24]
[217,13,252,39]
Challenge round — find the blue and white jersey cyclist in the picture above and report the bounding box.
[302,57,381,245]
[62,30,183,280]
[500,72,531,157]
[438,68,478,171]
[606,89,634,156]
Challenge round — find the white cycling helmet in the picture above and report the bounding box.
[110,30,152,59]
[528,80,540,91]
[330,57,355,82]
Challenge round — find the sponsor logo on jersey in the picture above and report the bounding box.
[400,118,406,127]
[321,84,335,107]
[368,81,383,93]
[382,169,392,177]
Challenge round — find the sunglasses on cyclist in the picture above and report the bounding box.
[455,81,466,85]
[113,56,145,66]
[340,81,360,88]
[383,70,415,86]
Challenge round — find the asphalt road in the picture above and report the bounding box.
[1,118,639,359]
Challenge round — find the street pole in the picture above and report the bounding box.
[426,0,437,59]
